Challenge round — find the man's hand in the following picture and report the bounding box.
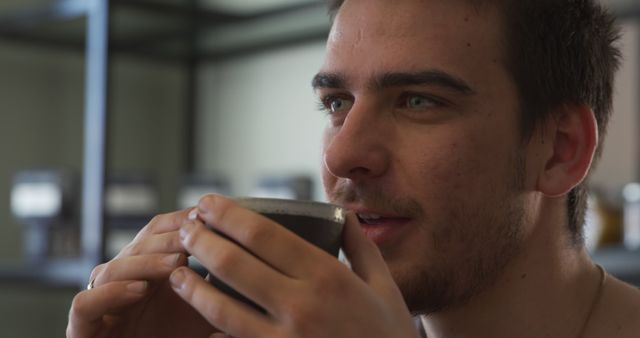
[66,209,217,338]
[170,194,419,338]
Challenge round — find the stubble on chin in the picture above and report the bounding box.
[400,154,527,315]
[399,200,524,315]
[325,151,526,315]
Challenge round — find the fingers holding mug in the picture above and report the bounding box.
[90,253,187,289]
[67,280,149,338]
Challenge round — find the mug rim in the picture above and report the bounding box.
[235,197,345,224]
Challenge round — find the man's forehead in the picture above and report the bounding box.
[323,0,506,78]
[316,0,518,112]
[328,0,499,46]
[332,0,495,14]
[330,1,436,42]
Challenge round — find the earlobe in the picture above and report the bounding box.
[536,104,598,197]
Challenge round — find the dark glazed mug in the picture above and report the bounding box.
[205,197,346,312]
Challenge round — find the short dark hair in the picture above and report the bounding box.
[327,0,622,244]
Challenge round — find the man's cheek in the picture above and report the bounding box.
[418,147,476,194]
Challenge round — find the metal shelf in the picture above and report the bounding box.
[0,0,330,62]
[0,0,329,288]
[0,259,87,288]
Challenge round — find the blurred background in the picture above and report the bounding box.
[0,0,638,336]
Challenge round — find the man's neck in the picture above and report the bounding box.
[420,202,602,338]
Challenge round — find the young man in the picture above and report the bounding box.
[67,0,640,337]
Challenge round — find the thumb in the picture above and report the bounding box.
[342,212,391,284]
[342,212,411,312]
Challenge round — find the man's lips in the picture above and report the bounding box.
[358,217,411,245]
[346,206,412,245]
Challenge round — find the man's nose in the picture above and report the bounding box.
[323,104,391,182]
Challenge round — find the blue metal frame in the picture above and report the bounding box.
[80,0,109,286]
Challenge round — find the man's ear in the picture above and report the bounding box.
[536,104,598,197]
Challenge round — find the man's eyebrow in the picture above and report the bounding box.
[377,70,475,95]
[311,70,476,95]
[311,72,346,90]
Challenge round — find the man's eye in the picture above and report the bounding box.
[404,94,438,109]
[322,96,354,114]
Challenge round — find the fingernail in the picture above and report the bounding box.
[180,223,196,241]
[170,269,186,290]
[163,253,180,267]
[127,281,147,293]
[188,208,198,221]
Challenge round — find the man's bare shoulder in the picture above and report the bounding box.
[590,275,640,338]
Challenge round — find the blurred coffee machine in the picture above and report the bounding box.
[10,169,79,262]
[251,175,314,201]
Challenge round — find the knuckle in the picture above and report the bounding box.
[89,264,106,281]
[148,214,164,228]
[208,248,237,278]
[163,234,181,252]
[131,228,149,243]
[151,254,174,271]
[197,194,218,211]
[69,291,89,318]
[98,262,115,282]
[125,241,143,256]
[141,215,161,234]
[202,301,227,328]
[146,212,172,231]
[238,224,271,248]
[170,208,190,226]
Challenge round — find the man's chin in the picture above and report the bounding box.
[392,268,448,315]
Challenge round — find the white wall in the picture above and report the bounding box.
[590,21,639,192]
[196,41,329,200]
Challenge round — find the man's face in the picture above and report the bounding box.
[316,0,532,313]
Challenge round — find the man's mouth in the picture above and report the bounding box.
[356,212,383,225]
[354,211,412,245]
